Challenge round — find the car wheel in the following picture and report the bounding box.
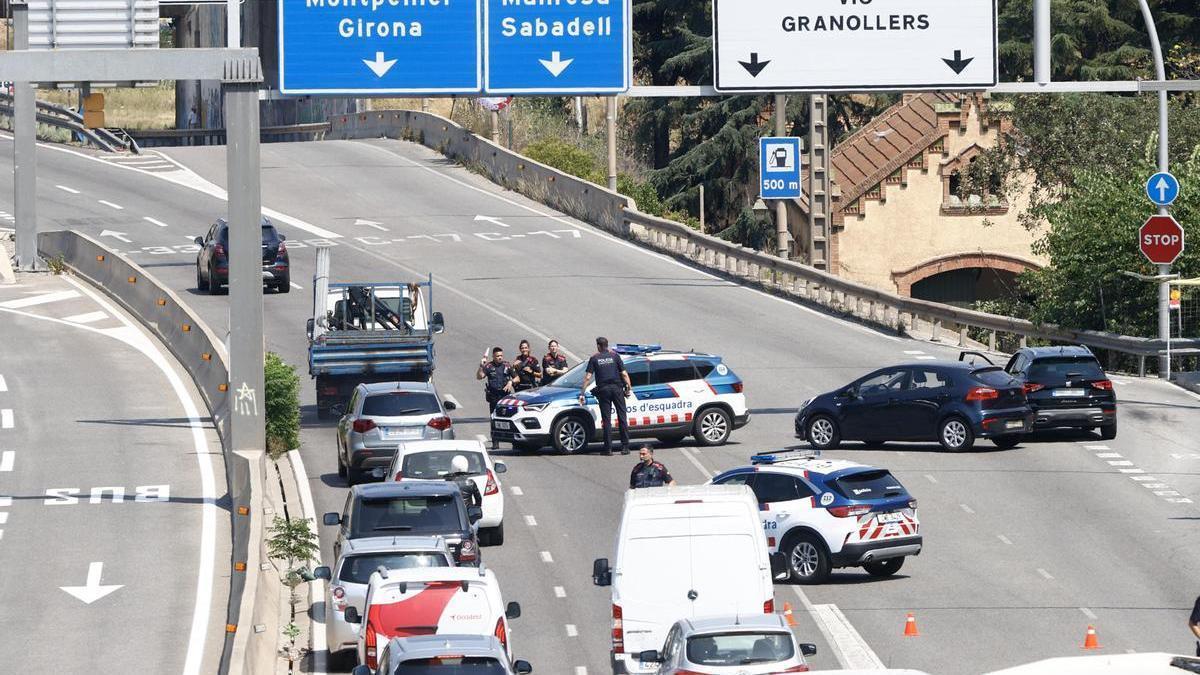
[346,468,362,487]
[785,533,831,584]
[1100,420,1117,440]
[551,415,590,455]
[693,407,732,446]
[938,417,975,451]
[991,434,1021,450]
[336,451,347,478]
[196,264,209,291]
[481,523,505,546]
[276,276,291,293]
[207,264,221,295]
[863,557,905,578]
[806,415,841,450]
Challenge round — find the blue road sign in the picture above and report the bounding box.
[760,137,802,200]
[1147,171,1181,206]
[484,0,631,94]
[278,0,482,95]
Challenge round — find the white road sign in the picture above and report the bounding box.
[713,0,997,93]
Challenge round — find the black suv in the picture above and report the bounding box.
[194,216,290,294]
[1004,346,1117,439]
[323,482,482,566]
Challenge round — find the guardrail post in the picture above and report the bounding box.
[1019,335,1028,348]
[932,319,941,342]
[959,324,968,347]
[989,331,997,352]
[1138,355,1146,377]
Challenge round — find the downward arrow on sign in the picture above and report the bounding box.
[539,52,574,77]
[363,52,398,78]
[61,562,123,604]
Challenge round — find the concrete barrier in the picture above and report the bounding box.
[37,230,266,675]
[326,110,631,236]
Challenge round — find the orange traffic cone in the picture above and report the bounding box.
[903,613,920,637]
[1082,625,1101,650]
[782,602,797,627]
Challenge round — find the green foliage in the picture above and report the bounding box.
[523,138,604,183]
[264,352,300,460]
[266,515,321,587]
[46,254,67,275]
[716,208,774,252]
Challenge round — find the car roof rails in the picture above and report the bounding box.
[614,343,663,355]
[959,350,995,367]
[751,449,821,465]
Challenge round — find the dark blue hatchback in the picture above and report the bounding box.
[794,359,1033,451]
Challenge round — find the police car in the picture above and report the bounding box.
[490,344,749,454]
[710,451,921,584]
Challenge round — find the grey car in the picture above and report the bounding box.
[337,381,458,485]
[351,634,531,675]
[637,614,816,674]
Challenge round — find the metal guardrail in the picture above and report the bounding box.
[624,208,1200,375]
[126,122,331,147]
[0,92,133,152]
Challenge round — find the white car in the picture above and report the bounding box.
[312,535,455,663]
[639,614,816,674]
[710,451,922,584]
[344,565,521,671]
[382,439,507,546]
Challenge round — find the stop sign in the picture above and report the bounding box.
[1140,215,1185,264]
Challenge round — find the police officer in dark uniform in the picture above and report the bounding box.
[630,446,676,488]
[579,337,632,456]
[477,346,518,449]
[541,339,569,386]
[512,339,542,392]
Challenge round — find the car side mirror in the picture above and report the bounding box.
[322,512,340,527]
[431,311,445,334]
[351,666,372,675]
[513,661,532,674]
[279,233,287,241]
[313,566,331,581]
[306,318,314,339]
[344,606,361,624]
[494,462,507,474]
[638,650,662,663]
[330,404,345,418]
[505,601,521,620]
[592,558,611,586]
[442,399,457,411]
[801,643,818,657]
[845,387,860,399]
[467,506,483,523]
[193,236,204,246]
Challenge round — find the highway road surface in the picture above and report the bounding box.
[3,134,1198,674]
[0,271,228,675]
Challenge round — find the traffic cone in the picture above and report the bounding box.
[903,613,920,637]
[1082,625,1101,650]
[782,602,797,627]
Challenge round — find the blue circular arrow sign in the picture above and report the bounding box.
[1146,171,1180,206]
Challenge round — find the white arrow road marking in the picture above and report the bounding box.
[61,562,123,604]
[99,230,132,244]
[474,215,510,228]
[0,290,80,309]
[363,51,398,78]
[539,51,574,77]
[354,218,389,232]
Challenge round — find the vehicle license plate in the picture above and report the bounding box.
[1005,420,1024,430]
[494,420,512,430]
[387,427,422,439]
[1053,389,1086,397]
[877,512,904,523]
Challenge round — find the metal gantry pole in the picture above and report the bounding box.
[1034,0,1051,84]
[226,0,241,48]
[12,0,39,271]
[606,96,618,191]
[1138,0,1172,379]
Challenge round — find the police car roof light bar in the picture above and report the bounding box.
[614,343,663,355]
[750,449,821,465]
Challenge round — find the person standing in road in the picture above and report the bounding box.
[629,446,675,489]
[477,346,518,449]
[580,337,631,456]
[444,454,483,509]
[541,339,569,386]
[512,339,542,392]
[1191,594,1200,656]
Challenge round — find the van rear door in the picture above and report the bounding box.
[688,531,766,617]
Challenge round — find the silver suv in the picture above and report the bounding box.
[351,634,532,675]
[337,381,457,485]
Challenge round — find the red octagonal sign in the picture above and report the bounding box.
[1140,214,1185,264]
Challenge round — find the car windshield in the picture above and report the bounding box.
[402,451,486,478]
[393,658,507,673]
[1028,357,1105,381]
[338,552,449,584]
[354,496,463,535]
[217,224,278,245]
[363,392,441,417]
[685,632,795,665]
[551,362,589,388]
[830,470,907,501]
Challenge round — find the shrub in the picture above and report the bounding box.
[522,138,604,183]
[264,352,300,460]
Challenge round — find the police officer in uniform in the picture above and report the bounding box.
[513,339,542,392]
[580,337,632,456]
[1190,593,1200,656]
[445,454,483,509]
[541,339,569,386]
[477,346,518,449]
[630,446,675,489]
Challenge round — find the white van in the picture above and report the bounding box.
[592,484,777,674]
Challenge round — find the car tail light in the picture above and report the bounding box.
[364,626,377,669]
[352,419,376,434]
[321,385,339,396]
[611,604,624,652]
[394,471,404,481]
[966,387,999,401]
[732,381,744,393]
[428,416,452,431]
[1092,380,1113,391]
[331,585,346,611]
[774,667,811,672]
[214,243,225,257]
[828,504,871,518]
[276,241,287,257]
[484,470,499,496]
[458,539,477,563]
[494,617,508,651]
[764,598,774,613]
[1023,382,1045,394]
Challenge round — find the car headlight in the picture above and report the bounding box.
[798,399,812,411]
[522,402,550,412]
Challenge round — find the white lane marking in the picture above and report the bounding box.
[0,375,6,392]
[915,355,938,360]
[62,311,108,324]
[1095,452,1122,458]
[1079,607,1097,620]
[575,668,587,675]
[143,217,170,228]
[1168,498,1194,504]
[924,474,938,484]
[1084,445,1110,450]
[524,515,537,527]
[0,410,11,429]
[55,184,80,194]
[475,434,488,444]
[680,447,713,478]
[1131,476,1157,482]
[1036,568,1054,580]
[1107,460,1134,466]
[510,486,523,496]
[0,289,80,309]
[1154,491,1182,497]
[1143,483,1170,489]
[0,451,12,471]
[59,276,218,675]
[554,586,566,598]
[539,551,554,563]
[289,282,303,290]
[0,512,9,525]
[1118,468,1145,474]
[97,200,124,210]
[565,624,578,637]
[997,534,1013,545]
[904,350,925,355]
[0,497,10,506]
[812,603,886,670]
[960,503,975,514]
